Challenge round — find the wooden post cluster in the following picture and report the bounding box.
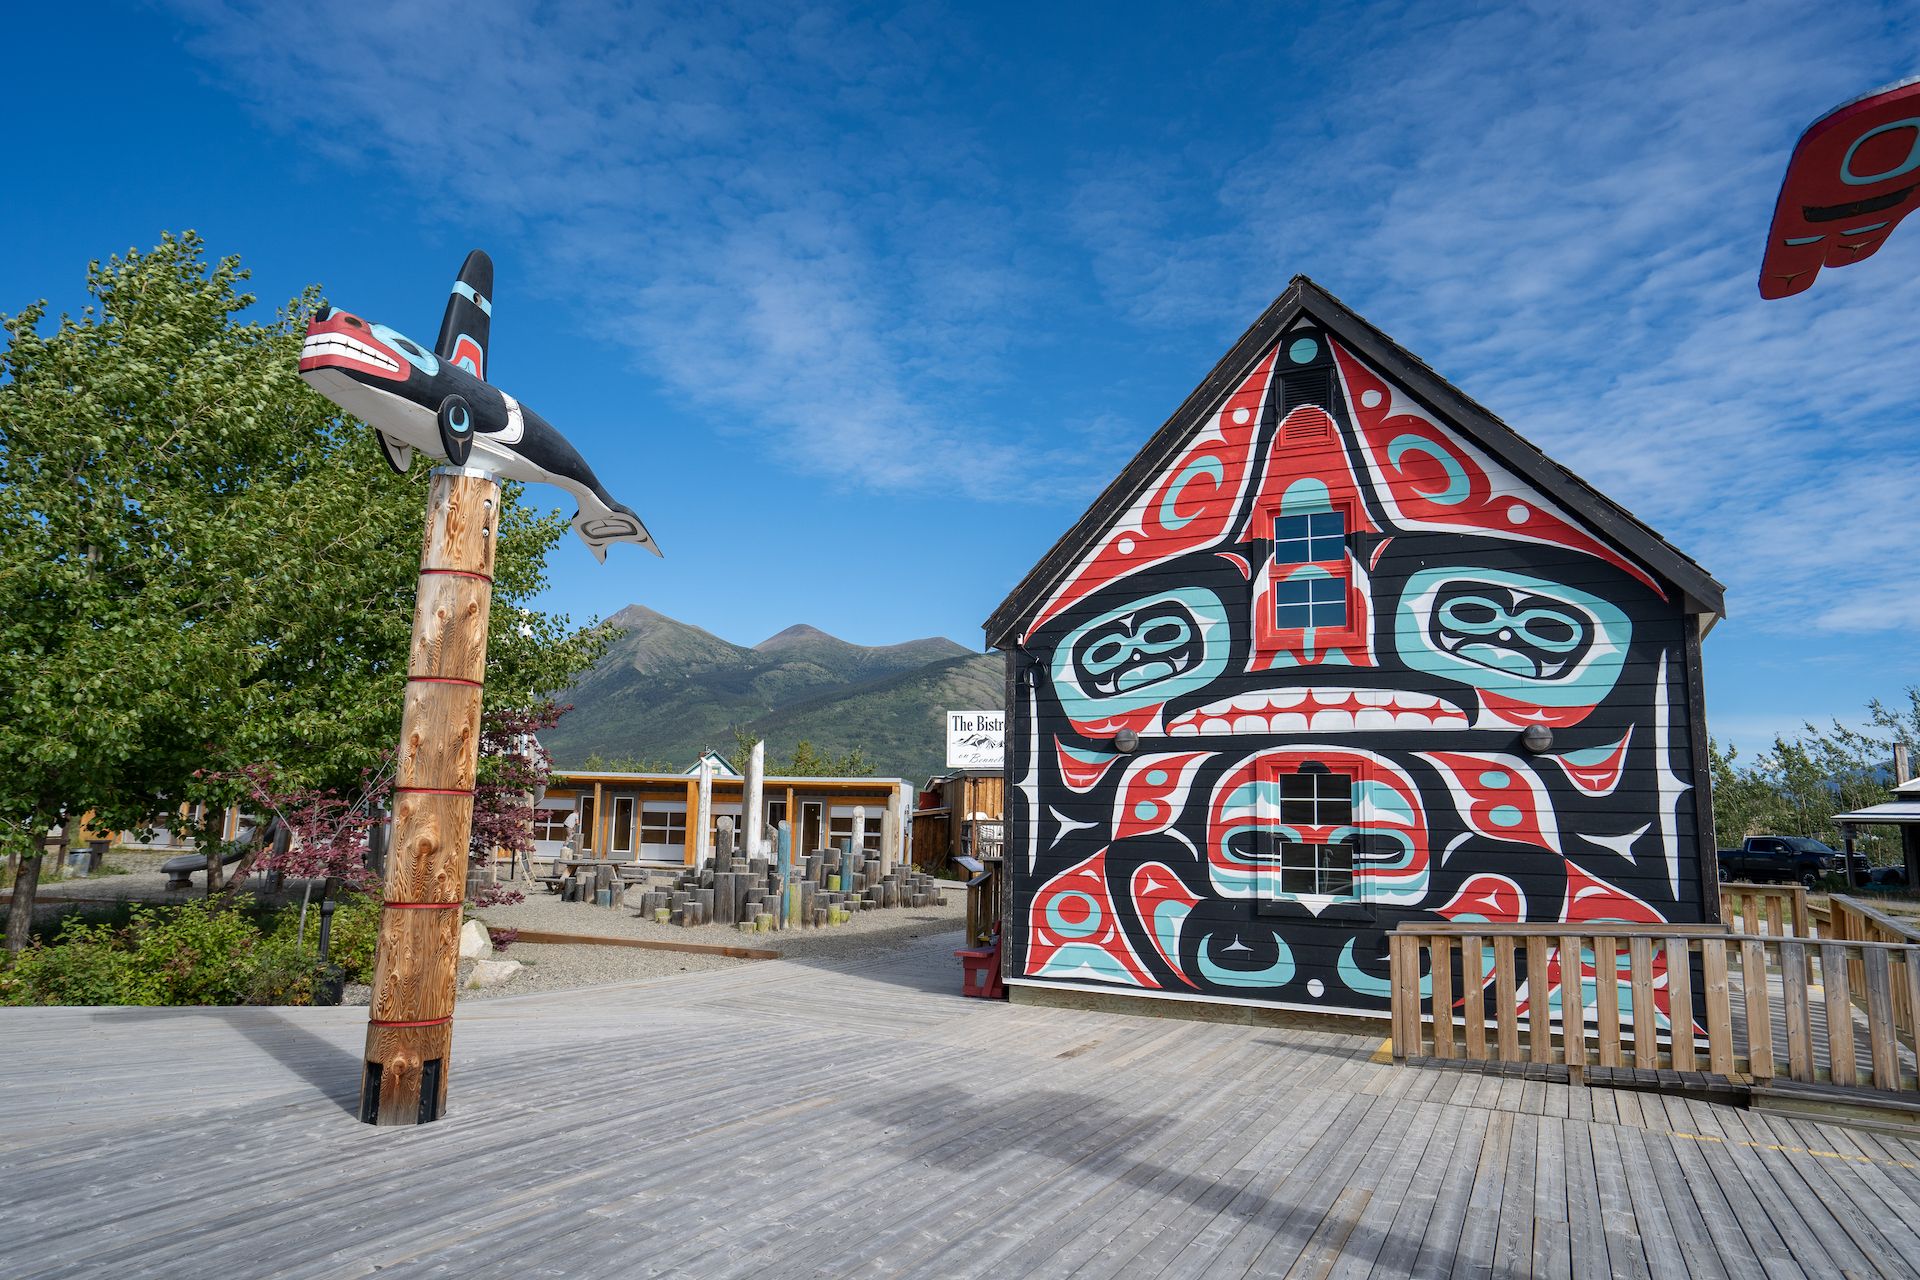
[629,823,948,931]
[359,467,499,1127]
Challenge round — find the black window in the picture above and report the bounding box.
[1259,771,1357,901]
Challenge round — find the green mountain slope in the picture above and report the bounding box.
[540,605,996,782]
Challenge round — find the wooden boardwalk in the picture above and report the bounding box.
[5,937,1920,1279]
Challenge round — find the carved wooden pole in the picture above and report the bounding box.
[360,466,499,1126]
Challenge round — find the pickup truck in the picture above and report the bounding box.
[1716,836,1863,887]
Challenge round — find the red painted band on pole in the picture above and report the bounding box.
[383,901,462,910]
[420,567,495,584]
[395,785,474,797]
[408,675,485,689]
[369,1016,453,1028]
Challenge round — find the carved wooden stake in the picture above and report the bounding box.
[359,466,499,1126]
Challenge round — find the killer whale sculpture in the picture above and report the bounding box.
[298,250,660,560]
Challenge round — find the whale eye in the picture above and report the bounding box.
[371,323,439,377]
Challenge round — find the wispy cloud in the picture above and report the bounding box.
[173,0,1920,638]
[168,0,1090,499]
[1068,0,1920,633]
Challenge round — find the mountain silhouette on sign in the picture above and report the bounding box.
[540,605,1002,783]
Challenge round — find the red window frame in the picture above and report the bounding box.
[1252,497,1364,654]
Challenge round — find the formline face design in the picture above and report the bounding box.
[1009,317,1709,1015]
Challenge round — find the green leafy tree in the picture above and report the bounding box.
[722,728,871,778]
[1712,687,1920,861]
[0,233,609,951]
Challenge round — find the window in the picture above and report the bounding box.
[1258,770,1358,903]
[1261,841,1355,898]
[1279,770,1351,827]
[766,799,788,831]
[640,805,687,851]
[1272,511,1347,630]
[532,807,574,843]
[828,811,885,856]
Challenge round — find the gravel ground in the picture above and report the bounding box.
[475,877,967,955]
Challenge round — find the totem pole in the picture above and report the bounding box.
[299,250,659,1125]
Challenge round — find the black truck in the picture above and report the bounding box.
[1716,836,1862,887]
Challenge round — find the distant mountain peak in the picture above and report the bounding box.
[756,623,841,650]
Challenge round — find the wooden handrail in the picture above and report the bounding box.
[1824,895,1920,1049]
[1827,894,1920,944]
[1718,882,1810,937]
[1390,923,1920,1096]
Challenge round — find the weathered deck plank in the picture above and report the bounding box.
[4,935,1920,1279]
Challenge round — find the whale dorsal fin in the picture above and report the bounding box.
[435,249,494,380]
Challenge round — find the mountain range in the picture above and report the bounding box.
[539,605,1004,783]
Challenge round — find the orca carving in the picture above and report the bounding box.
[299,250,660,561]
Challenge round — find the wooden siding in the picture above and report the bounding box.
[1000,314,1713,1017]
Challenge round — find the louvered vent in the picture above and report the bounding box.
[1283,405,1334,445]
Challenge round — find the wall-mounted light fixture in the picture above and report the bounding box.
[1114,729,1140,754]
[1521,724,1554,754]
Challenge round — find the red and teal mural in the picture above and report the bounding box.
[996,287,1719,1016]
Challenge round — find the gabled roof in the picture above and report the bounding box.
[984,276,1725,648]
[682,750,741,778]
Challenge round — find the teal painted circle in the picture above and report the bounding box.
[1489,804,1523,828]
[1145,770,1168,786]
[1477,770,1510,789]
[1046,891,1100,938]
[1288,337,1320,364]
[1133,800,1159,822]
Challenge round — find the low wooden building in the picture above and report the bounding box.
[984,277,1726,1019]
[910,768,1006,870]
[538,766,912,869]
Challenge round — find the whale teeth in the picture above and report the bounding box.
[1165,688,1471,736]
[300,333,402,374]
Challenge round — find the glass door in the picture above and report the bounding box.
[801,800,825,854]
[610,796,636,856]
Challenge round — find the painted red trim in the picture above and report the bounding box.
[408,675,484,689]
[395,785,473,797]
[369,1016,453,1028]
[420,567,494,584]
[383,901,461,910]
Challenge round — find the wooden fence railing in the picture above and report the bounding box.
[1389,922,1920,1094]
[1717,881,1809,937]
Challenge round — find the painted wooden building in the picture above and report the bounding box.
[537,766,911,868]
[983,278,1726,1019]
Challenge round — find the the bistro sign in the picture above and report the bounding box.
[945,710,1005,769]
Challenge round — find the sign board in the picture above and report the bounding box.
[945,710,1005,769]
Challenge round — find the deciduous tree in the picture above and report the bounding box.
[0,233,608,951]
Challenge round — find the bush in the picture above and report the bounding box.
[0,897,339,1007]
[265,890,381,983]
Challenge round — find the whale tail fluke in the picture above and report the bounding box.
[572,498,661,562]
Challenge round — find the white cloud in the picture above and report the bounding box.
[1068,0,1920,634]
[171,0,1920,638]
[168,0,1057,500]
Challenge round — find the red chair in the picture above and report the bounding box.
[955,941,1005,999]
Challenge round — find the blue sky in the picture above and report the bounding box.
[5,1,1916,750]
